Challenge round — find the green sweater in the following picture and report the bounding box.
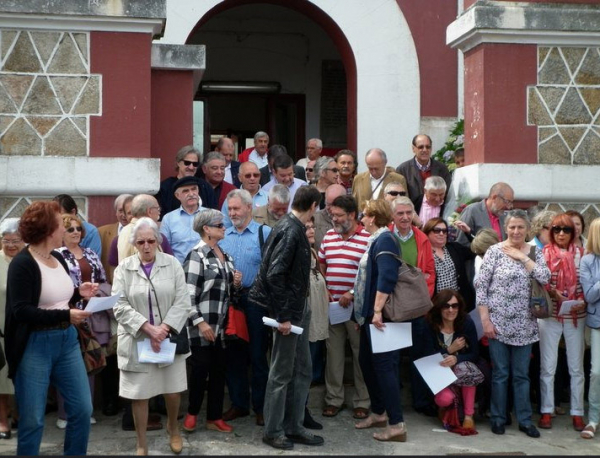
[399,236,417,267]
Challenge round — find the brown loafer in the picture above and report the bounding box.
[169,434,183,454]
[256,413,265,426]
[222,406,249,421]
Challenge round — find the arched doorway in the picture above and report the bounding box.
[161,0,419,168]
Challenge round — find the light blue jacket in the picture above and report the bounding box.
[579,253,600,329]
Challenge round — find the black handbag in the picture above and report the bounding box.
[143,267,190,355]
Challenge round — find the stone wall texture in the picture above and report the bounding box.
[0,30,101,157]
[528,46,600,165]
[539,202,599,238]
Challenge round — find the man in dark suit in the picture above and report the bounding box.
[216,137,241,188]
[396,134,451,208]
[259,145,306,186]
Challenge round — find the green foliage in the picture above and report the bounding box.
[432,119,464,172]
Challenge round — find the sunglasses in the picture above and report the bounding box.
[182,160,199,167]
[431,228,448,235]
[66,227,83,233]
[306,168,314,172]
[135,239,157,246]
[441,303,459,310]
[244,173,261,179]
[386,190,407,197]
[552,226,573,235]
[208,223,225,229]
[327,168,339,173]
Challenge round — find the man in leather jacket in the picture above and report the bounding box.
[249,185,324,450]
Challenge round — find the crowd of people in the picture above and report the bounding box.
[0,131,599,455]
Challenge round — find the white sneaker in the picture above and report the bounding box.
[90,417,96,425]
[56,419,67,429]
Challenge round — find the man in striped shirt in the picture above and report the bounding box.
[318,195,371,419]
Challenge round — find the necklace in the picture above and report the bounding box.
[30,247,51,260]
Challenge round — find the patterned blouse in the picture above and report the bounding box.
[183,239,238,347]
[57,246,107,310]
[434,247,458,293]
[475,243,550,346]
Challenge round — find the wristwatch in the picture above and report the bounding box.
[349,289,355,296]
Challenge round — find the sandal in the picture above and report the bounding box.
[355,415,388,430]
[322,404,345,417]
[581,424,596,439]
[373,424,407,442]
[353,407,369,419]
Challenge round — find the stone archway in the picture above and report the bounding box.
[160,0,420,168]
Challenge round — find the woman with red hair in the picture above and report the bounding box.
[538,213,586,432]
[4,201,98,455]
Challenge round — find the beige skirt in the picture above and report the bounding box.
[119,356,187,400]
[0,339,13,395]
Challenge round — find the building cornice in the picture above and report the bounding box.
[447,1,600,52]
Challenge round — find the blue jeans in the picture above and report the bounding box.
[14,326,92,456]
[359,320,403,424]
[488,339,533,427]
[263,307,312,438]
[225,295,270,414]
[408,316,434,410]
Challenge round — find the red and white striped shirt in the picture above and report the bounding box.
[318,226,370,300]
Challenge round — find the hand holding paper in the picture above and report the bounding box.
[413,353,457,395]
[262,317,303,335]
[85,294,120,313]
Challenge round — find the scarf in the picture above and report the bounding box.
[543,242,580,324]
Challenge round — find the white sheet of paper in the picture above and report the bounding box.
[413,353,457,395]
[262,317,303,335]
[137,338,176,364]
[559,300,584,316]
[85,294,120,313]
[328,301,353,325]
[369,323,412,353]
[469,308,484,341]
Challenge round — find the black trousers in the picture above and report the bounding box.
[187,341,226,420]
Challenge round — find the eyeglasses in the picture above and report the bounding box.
[1,238,22,245]
[66,227,83,233]
[441,303,459,310]
[243,173,261,179]
[431,228,448,235]
[135,239,157,246]
[386,190,407,197]
[208,223,225,229]
[498,195,514,207]
[182,160,199,167]
[305,224,315,230]
[552,226,574,235]
[150,206,161,212]
[416,145,432,150]
[306,168,314,172]
[327,168,339,173]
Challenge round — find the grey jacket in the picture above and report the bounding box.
[456,199,506,246]
[396,158,451,206]
[112,251,191,372]
[580,253,600,329]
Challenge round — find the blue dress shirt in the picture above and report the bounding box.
[221,188,269,229]
[160,205,204,263]
[219,219,272,288]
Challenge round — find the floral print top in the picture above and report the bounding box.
[475,243,550,346]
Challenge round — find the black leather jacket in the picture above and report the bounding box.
[249,213,311,324]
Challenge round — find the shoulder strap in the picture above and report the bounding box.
[528,245,537,261]
[258,224,266,251]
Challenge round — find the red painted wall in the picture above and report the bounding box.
[465,0,600,10]
[88,32,152,226]
[151,70,195,180]
[397,0,458,118]
[464,44,537,164]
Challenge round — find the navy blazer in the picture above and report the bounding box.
[230,161,241,188]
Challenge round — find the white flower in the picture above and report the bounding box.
[443,150,454,161]
[453,135,464,146]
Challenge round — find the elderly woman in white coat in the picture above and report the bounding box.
[112,217,191,455]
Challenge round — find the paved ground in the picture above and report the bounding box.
[0,384,599,456]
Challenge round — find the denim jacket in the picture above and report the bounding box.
[580,253,600,329]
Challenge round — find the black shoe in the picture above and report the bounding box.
[505,413,513,426]
[0,431,10,440]
[102,400,119,416]
[263,435,294,450]
[415,405,438,417]
[286,432,324,446]
[491,423,505,435]
[304,408,323,430]
[519,424,540,438]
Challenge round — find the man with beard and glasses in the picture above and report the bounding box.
[160,177,206,264]
[219,189,272,427]
[318,195,371,421]
[253,185,291,229]
[222,162,268,229]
